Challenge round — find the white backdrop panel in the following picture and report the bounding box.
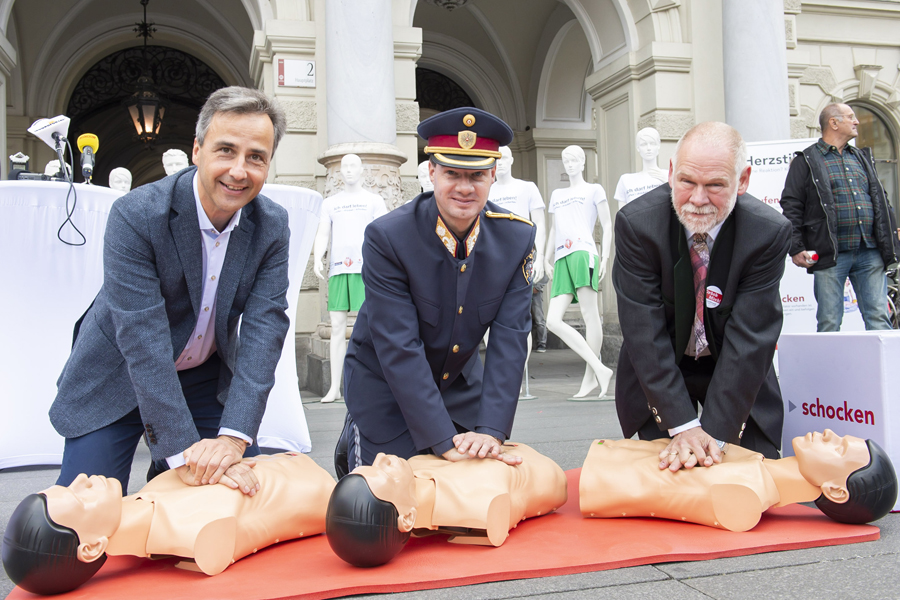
[257,184,322,452]
[0,181,122,469]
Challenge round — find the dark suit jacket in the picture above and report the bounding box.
[343,193,536,455]
[612,184,791,448]
[50,167,291,461]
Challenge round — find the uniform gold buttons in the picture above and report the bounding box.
[654,416,662,423]
[452,345,459,353]
[460,264,467,272]
[651,407,658,415]
[458,306,463,314]
[442,373,449,380]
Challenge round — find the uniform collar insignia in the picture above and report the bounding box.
[435,215,457,255]
[435,214,481,258]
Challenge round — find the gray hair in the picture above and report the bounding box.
[819,103,847,133]
[671,121,748,180]
[195,86,287,151]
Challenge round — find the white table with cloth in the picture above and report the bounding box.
[0,181,320,469]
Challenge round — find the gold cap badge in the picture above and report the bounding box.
[458,130,477,150]
[463,114,476,127]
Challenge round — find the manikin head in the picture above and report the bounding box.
[352,453,417,531]
[108,167,132,192]
[636,128,661,162]
[325,454,418,568]
[1,475,123,595]
[417,160,433,193]
[669,121,749,234]
[561,145,585,179]
[44,159,72,178]
[495,146,514,179]
[340,154,363,187]
[161,149,189,176]
[792,430,897,523]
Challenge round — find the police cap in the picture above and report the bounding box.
[419,107,514,170]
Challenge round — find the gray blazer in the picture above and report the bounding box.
[50,167,291,461]
[612,184,791,448]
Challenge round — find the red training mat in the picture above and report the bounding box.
[6,469,879,600]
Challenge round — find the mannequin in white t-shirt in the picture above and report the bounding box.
[483,146,546,361]
[314,154,388,403]
[544,145,613,398]
[418,160,434,194]
[614,128,666,206]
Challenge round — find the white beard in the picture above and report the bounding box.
[672,190,737,234]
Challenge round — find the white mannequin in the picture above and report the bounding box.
[108,167,133,192]
[44,159,72,179]
[162,149,189,176]
[544,145,613,398]
[314,154,388,403]
[614,127,667,206]
[483,146,547,361]
[418,160,434,193]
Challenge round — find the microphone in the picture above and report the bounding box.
[27,116,70,150]
[77,133,99,182]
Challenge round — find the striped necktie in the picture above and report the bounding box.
[689,232,709,358]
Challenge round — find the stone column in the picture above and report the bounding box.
[0,32,16,175]
[722,1,790,142]
[320,0,407,209]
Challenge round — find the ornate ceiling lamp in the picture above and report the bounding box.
[123,0,166,143]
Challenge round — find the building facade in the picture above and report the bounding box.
[4,0,900,382]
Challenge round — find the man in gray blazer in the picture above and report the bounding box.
[50,87,290,495]
[613,122,791,471]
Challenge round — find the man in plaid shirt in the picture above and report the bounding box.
[781,103,898,331]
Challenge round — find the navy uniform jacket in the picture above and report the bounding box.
[343,193,536,455]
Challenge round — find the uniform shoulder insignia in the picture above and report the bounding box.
[485,210,534,227]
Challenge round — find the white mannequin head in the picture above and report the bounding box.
[340,154,363,187]
[495,146,514,179]
[44,159,71,178]
[108,167,133,192]
[561,145,585,178]
[162,149,189,176]
[417,160,433,193]
[636,128,661,162]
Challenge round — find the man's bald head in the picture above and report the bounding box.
[671,121,747,180]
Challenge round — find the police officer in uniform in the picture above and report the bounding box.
[336,107,536,473]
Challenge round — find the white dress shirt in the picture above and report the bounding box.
[166,174,251,468]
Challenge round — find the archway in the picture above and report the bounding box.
[66,45,227,187]
[414,67,474,164]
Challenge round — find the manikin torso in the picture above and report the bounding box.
[102,454,336,575]
[579,439,822,532]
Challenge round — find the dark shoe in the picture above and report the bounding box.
[334,412,352,479]
[535,345,547,353]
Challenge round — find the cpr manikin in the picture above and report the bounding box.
[544,145,613,398]
[614,127,666,206]
[313,153,388,403]
[108,167,132,192]
[418,160,434,193]
[162,148,189,176]
[580,430,897,532]
[483,146,546,360]
[326,443,568,566]
[2,454,336,595]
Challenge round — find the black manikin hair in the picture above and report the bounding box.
[815,439,898,524]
